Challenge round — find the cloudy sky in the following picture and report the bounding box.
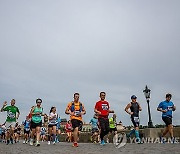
[0,0,180,126]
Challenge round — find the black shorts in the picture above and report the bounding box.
[24,129,30,134]
[109,127,117,133]
[131,116,140,127]
[98,117,110,132]
[1,132,5,136]
[31,121,42,129]
[92,128,99,134]
[48,124,57,128]
[71,119,83,131]
[162,117,172,126]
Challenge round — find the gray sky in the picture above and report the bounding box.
[0,0,180,126]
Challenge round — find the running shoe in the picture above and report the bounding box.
[23,140,26,144]
[35,141,40,147]
[106,138,109,143]
[73,142,78,147]
[160,137,165,144]
[100,140,105,146]
[53,141,56,145]
[90,136,93,142]
[48,141,51,145]
[171,137,175,144]
[30,139,34,146]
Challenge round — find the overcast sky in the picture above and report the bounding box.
[0,0,180,126]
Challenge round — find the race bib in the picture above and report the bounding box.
[7,111,15,119]
[167,106,173,111]
[133,117,139,123]
[74,111,81,117]
[25,128,30,131]
[102,104,108,110]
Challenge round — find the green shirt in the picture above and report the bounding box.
[32,107,43,123]
[109,117,116,129]
[3,106,20,122]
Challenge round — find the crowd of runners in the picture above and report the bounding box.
[0,92,176,147]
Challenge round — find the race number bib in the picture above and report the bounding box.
[167,106,173,111]
[102,104,108,110]
[133,117,139,123]
[74,111,81,117]
[25,128,30,131]
[7,111,15,119]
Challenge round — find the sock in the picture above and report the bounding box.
[135,130,139,138]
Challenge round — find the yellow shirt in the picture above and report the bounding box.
[66,102,85,121]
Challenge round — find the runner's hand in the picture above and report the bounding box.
[162,109,167,113]
[3,101,7,106]
[70,112,75,116]
[130,112,134,115]
[96,111,101,115]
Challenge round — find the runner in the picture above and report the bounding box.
[94,92,114,146]
[40,124,47,142]
[65,120,72,142]
[29,98,44,146]
[65,93,86,147]
[55,115,61,143]
[47,106,58,145]
[43,114,49,128]
[0,99,20,145]
[1,123,6,142]
[157,93,176,143]
[89,114,99,143]
[23,116,31,144]
[125,95,142,143]
[107,114,118,144]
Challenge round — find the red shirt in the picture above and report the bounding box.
[66,123,72,132]
[95,100,110,118]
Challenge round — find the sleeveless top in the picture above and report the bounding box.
[32,107,43,123]
[130,102,139,117]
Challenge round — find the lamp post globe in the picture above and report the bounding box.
[143,85,153,128]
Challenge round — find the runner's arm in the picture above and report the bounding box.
[109,110,114,113]
[0,101,7,112]
[16,107,20,119]
[81,105,86,115]
[94,108,101,115]
[16,112,20,119]
[173,105,176,111]
[65,103,74,116]
[157,107,167,113]
[138,103,142,111]
[125,103,133,115]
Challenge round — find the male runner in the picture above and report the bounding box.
[157,93,176,143]
[1,99,20,145]
[94,92,114,145]
[65,93,86,147]
[125,95,142,143]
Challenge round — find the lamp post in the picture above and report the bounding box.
[143,85,153,128]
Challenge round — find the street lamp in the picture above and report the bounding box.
[143,85,153,128]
